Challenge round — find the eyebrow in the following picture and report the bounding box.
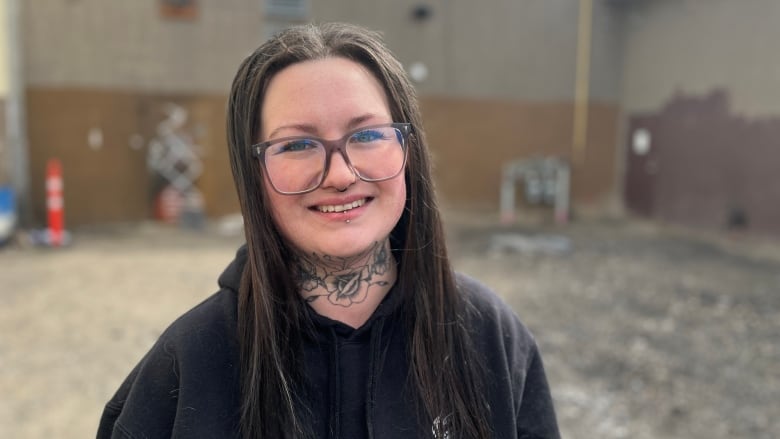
[265,113,386,140]
[265,123,317,140]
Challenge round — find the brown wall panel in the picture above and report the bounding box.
[26,87,238,227]
[185,97,237,218]
[625,90,780,235]
[133,94,237,219]
[26,89,619,226]
[27,88,145,226]
[420,96,619,209]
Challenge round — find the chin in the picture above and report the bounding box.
[319,236,380,259]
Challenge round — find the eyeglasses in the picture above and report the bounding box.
[252,123,411,195]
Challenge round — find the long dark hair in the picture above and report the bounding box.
[226,22,491,438]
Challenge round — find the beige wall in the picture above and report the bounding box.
[311,0,624,213]
[619,0,780,116]
[313,0,623,101]
[22,1,263,225]
[23,0,780,225]
[0,0,8,95]
[23,0,266,93]
[21,0,625,225]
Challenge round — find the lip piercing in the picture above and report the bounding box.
[345,219,351,224]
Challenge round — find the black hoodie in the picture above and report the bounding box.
[97,246,560,438]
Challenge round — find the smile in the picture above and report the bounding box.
[316,198,367,213]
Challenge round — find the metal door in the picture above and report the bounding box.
[624,116,660,217]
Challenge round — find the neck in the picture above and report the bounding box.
[293,240,397,329]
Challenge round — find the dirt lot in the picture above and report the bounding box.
[1,212,778,438]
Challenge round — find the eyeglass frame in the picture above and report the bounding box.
[251,122,412,195]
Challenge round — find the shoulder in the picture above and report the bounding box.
[454,272,538,368]
[127,286,239,381]
[454,273,561,438]
[454,271,514,316]
[161,287,239,345]
[455,272,533,338]
[98,289,241,438]
[147,287,240,385]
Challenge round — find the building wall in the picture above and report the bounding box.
[0,99,6,184]
[313,0,622,101]
[24,0,265,92]
[25,88,234,226]
[22,0,265,225]
[618,0,780,234]
[619,0,780,116]
[313,0,623,209]
[22,0,624,225]
[0,0,9,184]
[625,91,780,235]
[423,97,619,208]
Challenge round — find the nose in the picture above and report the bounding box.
[320,149,357,190]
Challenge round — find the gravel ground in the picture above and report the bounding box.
[1,212,778,438]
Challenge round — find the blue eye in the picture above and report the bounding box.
[275,139,318,154]
[351,130,385,143]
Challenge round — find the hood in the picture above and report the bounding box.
[217,244,247,293]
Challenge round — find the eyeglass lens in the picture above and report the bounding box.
[263,125,405,194]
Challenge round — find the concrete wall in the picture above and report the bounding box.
[619,0,780,116]
[22,1,266,225]
[0,0,8,184]
[312,0,624,209]
[22,0,624,225]
[313,0,623,101]
[23,0,266,93]
[618,0,780,234]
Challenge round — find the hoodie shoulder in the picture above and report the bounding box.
[454,272,539,383]
[454,272,561,438]
[455,272,536,346]
[98,247,246,438]
[217,244,247,293]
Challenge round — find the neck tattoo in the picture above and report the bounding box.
[294,241,394,308]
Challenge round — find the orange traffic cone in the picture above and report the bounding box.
[46,159,65,246]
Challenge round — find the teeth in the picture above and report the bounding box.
[317,198,366,213]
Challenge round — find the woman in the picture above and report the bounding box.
[98,22,559,439]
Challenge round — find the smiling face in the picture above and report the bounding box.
[259,57,407,259]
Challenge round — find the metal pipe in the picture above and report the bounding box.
[573,0,593,165]
[5,0,31,226]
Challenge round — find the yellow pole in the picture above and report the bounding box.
[573,0,593,165]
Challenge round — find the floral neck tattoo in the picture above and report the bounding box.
[294,241,395,307]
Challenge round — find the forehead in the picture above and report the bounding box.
[260,57,391,138]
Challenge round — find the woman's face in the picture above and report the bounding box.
[259,57,407,259]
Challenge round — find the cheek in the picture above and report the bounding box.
[385,176,407,219]
[263,179,296,234]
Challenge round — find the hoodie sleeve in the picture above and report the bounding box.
[455,272,560,439]
[97,336,181,438]
[516,343,560,439]
[96,285,242,439]
[96,363,139,438]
